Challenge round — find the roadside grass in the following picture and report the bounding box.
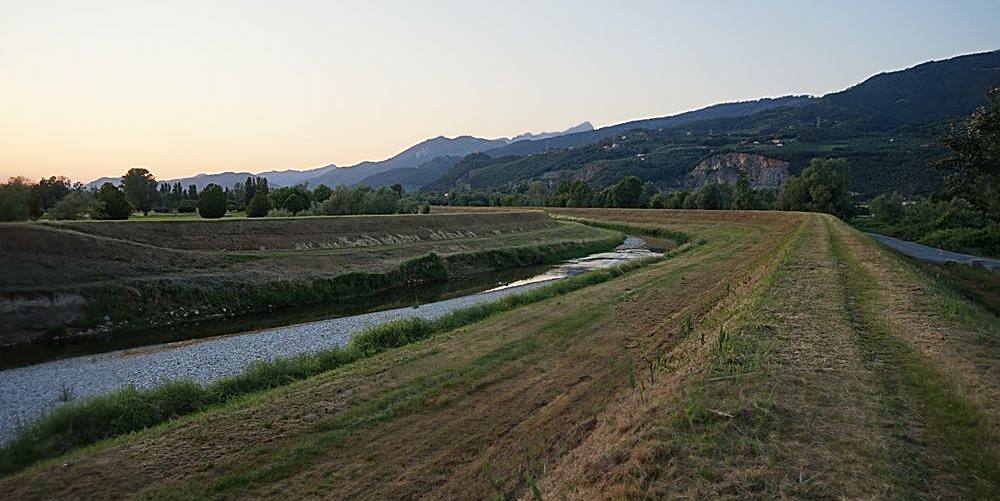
[922,261,1000,316]
[0,254,662,477]
[829,219,1000,497]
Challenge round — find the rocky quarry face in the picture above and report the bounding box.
[685,152,789,189]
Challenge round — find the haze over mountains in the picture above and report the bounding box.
[87,50,1000,197]
[86,122,595,191]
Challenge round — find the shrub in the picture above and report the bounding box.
[246,191,270,217]
[0,178,32,221]
[47,191,94,220]
[197,184,227,219]
[266,208,295,218]
[92,183,131,220]
[177,199,197,213]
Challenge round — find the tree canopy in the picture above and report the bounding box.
[939,86,1000,221]
[122,168,158,216]
[197,184,228,219]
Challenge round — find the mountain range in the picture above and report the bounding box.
[424,50,1000,197]
[87,50,1000,198]
[86,123,595,191]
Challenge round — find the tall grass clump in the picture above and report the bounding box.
[0,254,662,477]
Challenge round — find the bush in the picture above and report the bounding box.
[92,183,131,220]
[0,178,32,221]
[197,184,227,219]
[266,208,295,218]
[47,191,94,220]
[246,191,270,217]
[269,186,311,214]
[177,199,197,213]
[919,224,1000,257]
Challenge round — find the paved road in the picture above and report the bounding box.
[866,232,1000,271]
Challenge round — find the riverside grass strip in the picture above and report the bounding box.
[77,234,625,333]
[0,252,663,477]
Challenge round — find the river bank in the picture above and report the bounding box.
[0,240,659,446]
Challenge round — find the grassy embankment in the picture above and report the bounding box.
[0,207,792,496]
[2,212,621,343]
[3,209,996,499]
[0,249,672,476]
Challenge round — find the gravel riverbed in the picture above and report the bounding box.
[0,239,656,445]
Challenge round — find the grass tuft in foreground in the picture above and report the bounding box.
[0,253,664,477]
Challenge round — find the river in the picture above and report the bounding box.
[0,238,658,445]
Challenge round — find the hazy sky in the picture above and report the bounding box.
[2,0,999,182]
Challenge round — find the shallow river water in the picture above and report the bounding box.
[0,238,658,444]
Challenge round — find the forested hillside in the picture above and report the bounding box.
[421,50,1000,197]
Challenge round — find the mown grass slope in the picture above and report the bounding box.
[1,208,996,499]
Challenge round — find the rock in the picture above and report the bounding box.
[685,152,789,189]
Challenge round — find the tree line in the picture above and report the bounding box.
[0,169,429,221]
[432,157,853,218]
[856,87,1000,257]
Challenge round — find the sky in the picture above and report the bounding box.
[2,0,999,183]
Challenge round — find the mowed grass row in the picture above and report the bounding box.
[0,244,685,477]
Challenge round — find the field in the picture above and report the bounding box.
[1,209,998,499]
[0,212,621,345]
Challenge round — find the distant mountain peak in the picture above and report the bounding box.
[511,121,594,143]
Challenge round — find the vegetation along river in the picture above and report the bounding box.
[0,238,658,445]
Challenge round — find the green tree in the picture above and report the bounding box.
[938,86,1000,221]
[648,193,666,209]
[362,187,401,214]
[121,168,158,215]
[694,183,732,210]
[28,176,71,218]
[665,190,688,209]
[777,158,852,218]
[269,186,311,214]
[566,181,593,207]
[93,183,131,220]
[313,184,332,203]
[610,176,641,208]
[48,190,94,220]
[246,190,270,217]
[869,192,905,224]
[320,185,353,215]
[639,181,659,208]
[197,183,228,218]
[0,177,32,221]
[733,171,755,210]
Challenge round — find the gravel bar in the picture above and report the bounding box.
[0,240,657,445]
